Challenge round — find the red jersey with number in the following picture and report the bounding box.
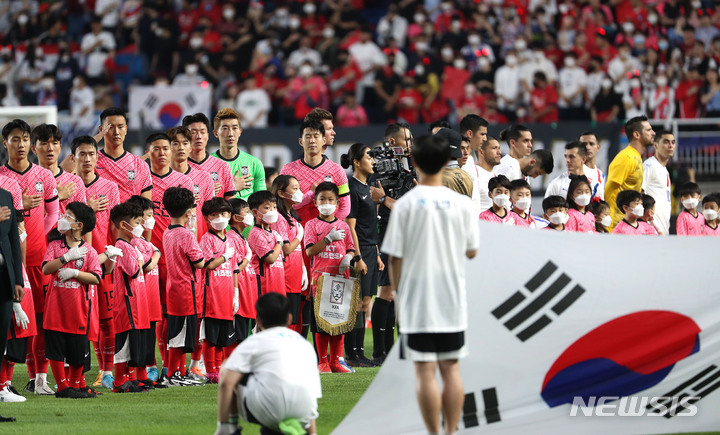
[183,166,215,239]
[131,237,162,322]
[676,209,705,236]
[42,240,102,335]
[200,232,237,320]
[9,265,36,339]
[227,228,257,318]
[271,214,303,294]
[188,154,236,198]
[248,225,285,296]
[96,150,152,202]
[113,238,150,332]
[304,217,355,295]
[566,209,596,233]
[279,157,350,223]
[479,208,515,225]
[163,225,204,316]
[55,169,86,214]
[0,163,58,266]
[0,175,23,211]
[150,169,195,265]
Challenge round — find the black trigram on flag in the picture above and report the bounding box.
[491,261,585,341]
[647,364,720,418]
[145,94,158,109]
[461,388,501,428]
[185,93,196,108]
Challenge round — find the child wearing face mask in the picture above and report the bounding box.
[638,194,659,235]
[543,195,569,231]
[198,198,238,384]
[566,177,596,233]
[270,176,307,335]
[701,193,720,235]
[247,190,286,296]
[509,179,535,228]
[612,190,647,235]
[589,200,612,233]
[480,175,515,224]
[676,182,705,236]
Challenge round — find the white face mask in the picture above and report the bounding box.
[187,214,197,231]
[414,13,425,23]
[242,213,254,226]
[299,65,313,77]
[441,48,454,58]
[454,59,467,69]
[186,64,199,75]
[601,215,612,228]
[657,76,668,87]
[630,78,641,89]
[262,210,279,224]
[129,223,144,238]
[223,9,235,20]
[210,217,230,231]
[317,203,337,216]
[648,14,658,25]
[468,35,480,46]
[189,37,203,49]
[303,3,316,14]
[505,55,517,67]
[514,197,532,211]
[622,22,635,33]
[682,198,699,210]
[631,205,644,217]
[58,217,72,233]
[478,57,491,68]
[549,212,568,225]
[290,190,303,203]
[564,57,576,68]
[415,41,428,52]
[703,209,718,221]
[574,194,591,207]
[289,18,301,29]
[602,78,613,90]
[323,28,335,39]
[493,194,510,208]
[143,216,156,230]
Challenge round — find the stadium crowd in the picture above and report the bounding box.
[2,0,720,127]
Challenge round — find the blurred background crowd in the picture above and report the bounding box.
[3,0,720,128]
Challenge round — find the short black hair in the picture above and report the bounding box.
[71,136,97,154]
[31,123,62,144]
[616,189,642,211]
[655,129,674,139]
[567,176,591,210]
[126,195,154,212]
[543,195,569,212]
[588,199,610,217]
[145,132,171,148]
[2,119,31,139]
[565,140,588,157]
[163,186,196,218]
[510,178,531,192]
[702,192,720,207]
[110,202,144,229]
[531,149,554,175]
[299,119,325,138]
[385,122,411,140]
[412,134,450,175]
[181,112,211,130]
[678,182,701,197]
[228,198,249,215]
[67,201,96,235]
[314,181,339,198]
[459,114,488,136]
[625,115,649,141]
[641,193,655,210]
[488,174,511,192]
[248,190,276,211]
[499,124,530,143]
[99,107,128,125]
[256,293,291,328]
[427,120,450,133]
[579,131,597,140]
[201,197,233,217]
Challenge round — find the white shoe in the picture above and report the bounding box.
[0,386,26,402]
[34,378,55,395]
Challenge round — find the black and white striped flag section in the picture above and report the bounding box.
[334,221,720,434]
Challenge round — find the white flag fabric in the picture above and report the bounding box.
[128,86,211,130]
[334,221,720,434]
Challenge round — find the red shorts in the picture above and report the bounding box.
[26,266,48,314]
[98,274,114,321]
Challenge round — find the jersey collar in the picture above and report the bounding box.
[4,161,33,175]
[100,148,127,162]
[301,155,327,170]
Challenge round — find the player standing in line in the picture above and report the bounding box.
[71,136,121,388]
[494,124,534,180]
[382,134,479,435]
[509,179,536,228]
[0,119,59,395]
[459,114,489,178]
[211,109,265,201]
[304,107,336,155]
[702,193,720,235]
[580,131,606,201]
[184,113,237,199]
[247,191,286,295]
[544,141,590,199]
[676,182,705,236]
[642,130,675,235]
[226,198,257,346]
[612,190,649,235]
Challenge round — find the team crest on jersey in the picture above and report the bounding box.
[211,171,219,181]
[128,170,136,180]
[75,258,84,268]
[35,181,43,193]
[324,175,332,182]
[194,184,200,195]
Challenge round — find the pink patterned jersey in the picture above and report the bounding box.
[85,175,121,256]
[612,220,645,235]
[188,154,236,198]
[248,225,285,296]
[96,150,152,202]
[162,225,204,317]
[200,232,237,320]
[676,210,705,236]
[183,166,215,238]
[42,240,102,335]
[279,157,350,223]
[271,214,303,294]
[55,169,86,214]
[510,210,536,228]
[0,163,58,266]
[704,223,720,236]
[304,217,355,295]
[566,209,596,233]
[113,238,150,332]
[0,175,23,210]
[227,228,257,318]
[131,237,162,322]
[150,169,195,265]
[639,221,659,235]
[479,208,515,225]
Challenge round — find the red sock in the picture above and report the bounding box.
[136,366,148,381]
[223,344,236,360]
[93,341,103,372]
[49,360,69,390]
[25,336,35,378]
[157,318,167,368]
[7,361,14,381]
[315,333,329,361]
[99,318,115,371]
[79,374,87,389]
[167,347,184,375]
[214,346,223,373]
[202,342,216,374]
[113,362,128,387]
[34,327,49,374]
[68,365,84,389]
[330,335,344,364]
[128,367,137,382]
[0,359,9,386]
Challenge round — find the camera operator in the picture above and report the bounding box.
[368,122,414,364]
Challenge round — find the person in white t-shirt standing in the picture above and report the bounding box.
[216,293,321,435]
[493,124,533,180]
[382,134,479,435]
[580,131,605,200]
[544,141,588,199]
[235,76,271,129]
[642,130,675,235]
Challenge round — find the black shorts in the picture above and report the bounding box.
[5,337,28,363]
[45,329,90,366]
[167,314,198,353]
[145,322,157,363]
[115,328,153,367]
[234,315,254,344]
[359,245,379,297]
[287,293,302,325]
[407,332,464,353]
[378,252,390,287]
[203,317,235,347]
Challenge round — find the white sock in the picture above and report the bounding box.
[36,373,47,383]
[189,360,200,369]
[149,365,157,369]
[102,370,113,377]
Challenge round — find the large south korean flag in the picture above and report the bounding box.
[128,86,211,130]
[335,222,720,434]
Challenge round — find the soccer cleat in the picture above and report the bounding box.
[112,381,147,393]
[346,356,374,368]
[359,355,378,367]
[337,358,356,373]
[55,387,89,399]
[166,371,195,387]
[318,361,332,374]
[0,386,26,402]
[79,386,101,397]
[24,379,35,393]
[34,378,55,395]
[146,367,159,382]
[371,354,386,366]
[92,372,103,387]
[188,367,208,383]
[101,374,115,389]
[7,385,21,396]
[205,373,219,384]
[329,362,354,373]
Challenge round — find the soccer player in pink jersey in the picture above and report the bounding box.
[94,108,153,202]
[479,175,515,224]
[304,107,337,154]
[543,196,570,232]
[248,191,286,296]
[183,113,236,199]
[31,124,86,215]
[199,198,238,384]
[161,187,206,387]
[0,119,58,395]
[509,179,536,228]
[227,198,257,343]
[566,177,596,233]
[612,190,648,235]
[168,125,214,239]
[702,194,720,235]
[71,135,122,388]
[305,182,356,374]
[676,182,705,236]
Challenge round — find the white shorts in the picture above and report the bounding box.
[238,373,319,431]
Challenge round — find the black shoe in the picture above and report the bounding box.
[24,379,35,393]
[0,414,16,422]
[371,354,386,366]
[137,379,156,390]
[56,387,88,399]
[344,357,363,367]
[78,386,100,397]
[358,354,378,367]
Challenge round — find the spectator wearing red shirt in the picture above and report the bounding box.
[441,58,471,108]
[615,0,648,31]
[329,50,363,104]
[287,62,329,121]
[676,65,705,118]
[177,0,200,45]
[335,93,368,127]
[396,76,423,125]
[529,71,559,123]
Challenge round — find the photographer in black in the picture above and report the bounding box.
[368,122,415,364]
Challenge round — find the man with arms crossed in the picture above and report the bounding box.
[382,134,479,435]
